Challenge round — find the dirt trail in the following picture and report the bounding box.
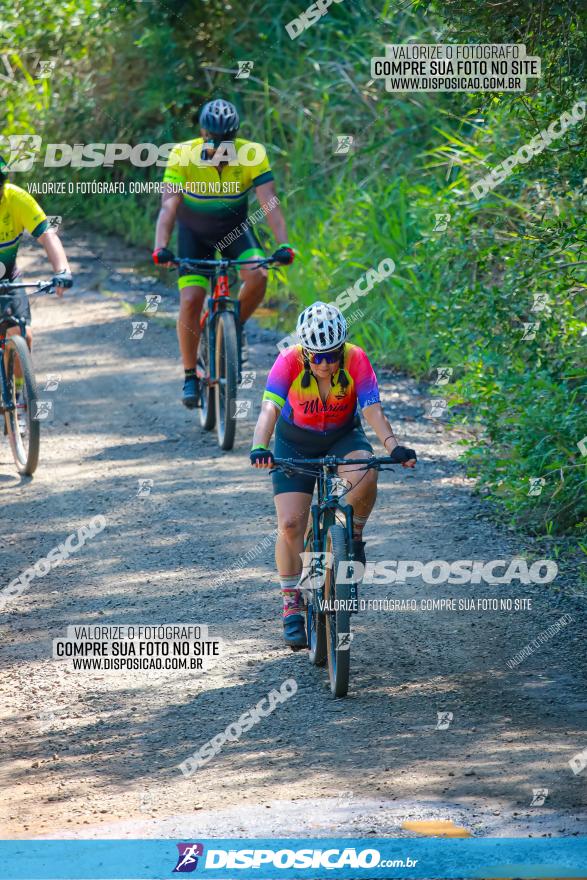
[0,230,585,839]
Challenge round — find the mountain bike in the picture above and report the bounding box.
[0,279,54,475]
[173,256,281,451]
[272,455,397,697]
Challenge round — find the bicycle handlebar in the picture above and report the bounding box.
[272,455,397,469]
[0,280,55,295]
[171,256,284,269]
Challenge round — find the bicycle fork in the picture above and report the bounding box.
[203,294,243,385]
[338,499,360,612]
[0,346,14,416]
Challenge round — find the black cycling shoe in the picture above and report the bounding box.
[283,613,307,651]
[182,374,200,409]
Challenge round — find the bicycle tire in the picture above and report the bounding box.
[324,523,352,697]
[198,326,215,431]
[304,526,327,666]
[5,334,40,475]
[215,311,238,450]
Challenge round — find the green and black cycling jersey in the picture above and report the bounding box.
[162,137,273,239]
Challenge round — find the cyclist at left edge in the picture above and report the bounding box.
[0,155,73,386]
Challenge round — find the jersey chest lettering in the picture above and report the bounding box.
[301,397,351,415]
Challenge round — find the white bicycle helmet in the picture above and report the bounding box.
[296,301,347,352]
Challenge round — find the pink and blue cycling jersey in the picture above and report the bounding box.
[263,343,380,434]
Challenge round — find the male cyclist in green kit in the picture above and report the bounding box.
[153,98,294,408]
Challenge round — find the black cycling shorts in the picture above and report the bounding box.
[177,222,264,290]
[271,415,374,497]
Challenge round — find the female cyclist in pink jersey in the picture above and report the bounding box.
[250,302,416,649]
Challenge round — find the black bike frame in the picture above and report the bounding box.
[313,456,355,546]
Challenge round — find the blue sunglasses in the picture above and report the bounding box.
[305,347,343,365]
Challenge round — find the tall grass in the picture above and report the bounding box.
[2,0,585,535]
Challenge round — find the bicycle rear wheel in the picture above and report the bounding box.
[214,311,238,450]
[304,526,326,666]
[324,524,352,697]
[4,334,40,475]
[198,324,215,431]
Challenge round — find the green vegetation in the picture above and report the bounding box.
[1,0,585,535]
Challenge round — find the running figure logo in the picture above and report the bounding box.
[130,321,148,340]
[37,59,57,78]
[522,322,540,340]
[239,371,256,389]
[528,477,545,497]
[144,294,161,314]
[424,398,447,419]
[5,134,42,171]
[136,478,154,497]
[530,787,549,806]
[335,135,354,154]
[173,843,204,873]
[33,400,53,421]
[235,61,254,79]
[436,711,453,730]
[336,632,354,651]
[433,213,451,232]
[44,373,62,391]
[433,366,453,386]
[232,399,252,420]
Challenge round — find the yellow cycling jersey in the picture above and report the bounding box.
[0,183,48,279]
[162,137,273,237]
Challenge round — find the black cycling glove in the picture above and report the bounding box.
[250,446,275,466]
[52,271,73,289]
[152,247,175,265]
[389,445,417,464]
[271,244,295,265]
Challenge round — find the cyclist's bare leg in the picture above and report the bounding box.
[177,284,206,370]
[238,265,268,324]
[274,491,312,578]
[5,325,33,380]
[338,450,378,539]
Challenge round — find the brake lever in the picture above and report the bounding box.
[270,465,295,478]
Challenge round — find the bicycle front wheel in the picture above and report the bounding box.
[214,311,238,450]
[4,334,40,475]
[324,524,352,697]
[198,326,215,431]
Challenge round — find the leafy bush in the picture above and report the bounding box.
[1,0,585,535]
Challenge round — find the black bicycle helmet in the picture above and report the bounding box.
[199,99,240,140]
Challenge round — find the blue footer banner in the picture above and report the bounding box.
[1,838,586,879]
